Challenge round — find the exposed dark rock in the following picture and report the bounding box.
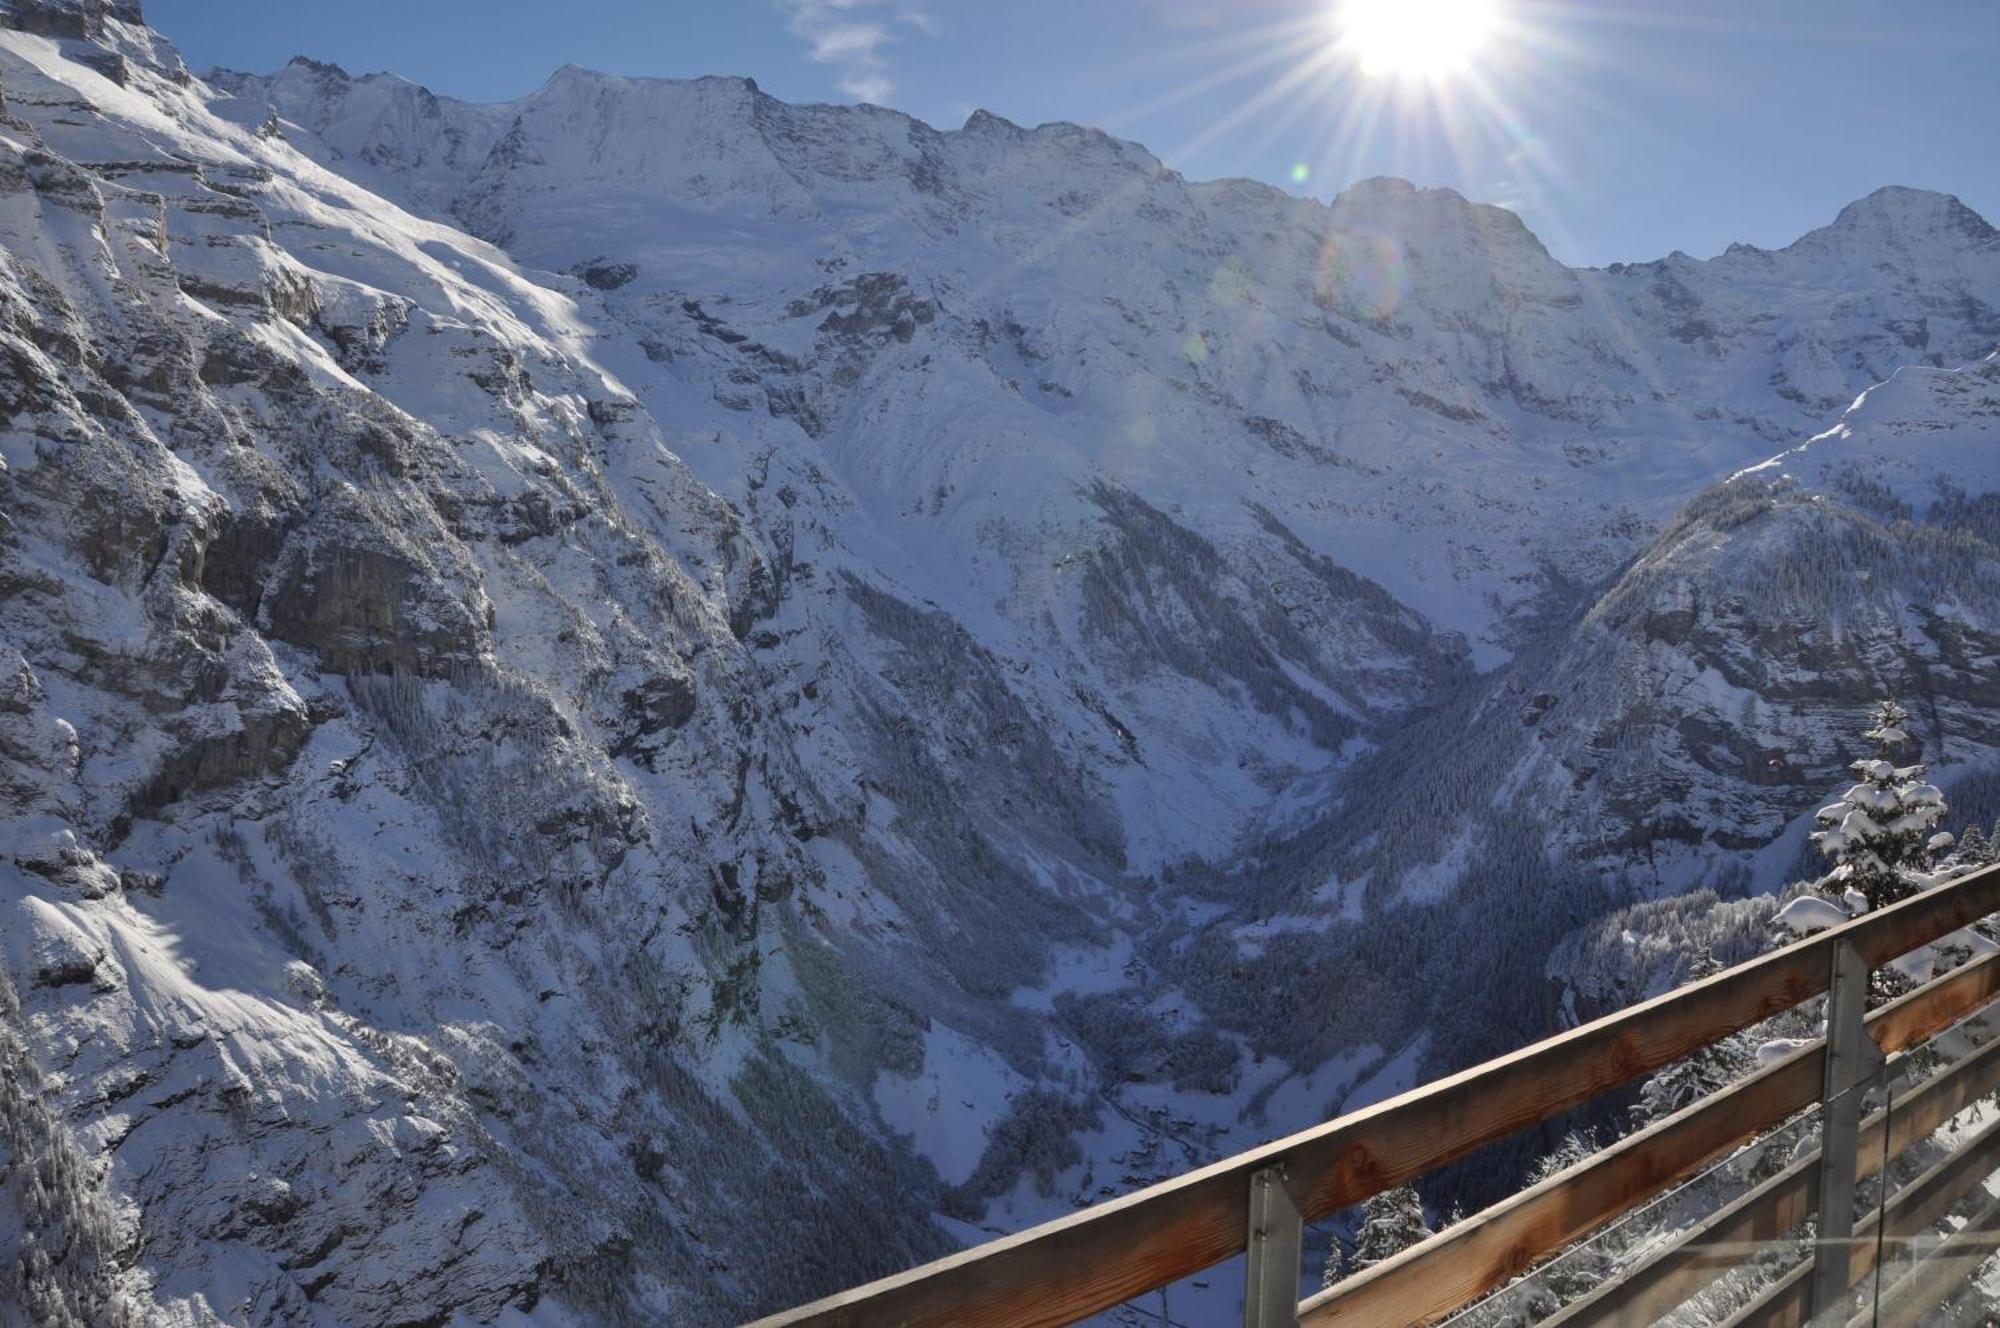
[130,700,312,816]
[0,0,143,41]
[577,259,638,291]
[262,518,488,677]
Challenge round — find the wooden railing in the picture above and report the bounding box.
[749,862,2000,1328]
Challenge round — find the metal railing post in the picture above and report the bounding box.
[1810,937,1885,1323]
[1245,1163,1303,1328]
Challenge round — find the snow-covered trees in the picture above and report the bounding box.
[1321,1236,1345,1290]
[1319,1185,1432,1293]
[1629,950,1750,1124]
[1352,1185,1435,1271]
[1631,1041,1737,1125]
[1528,1129,1599,1184]
[1512,1131,1611,1309]
[1960,821,1995,865]
[940,1090,1097,1219]
[1810,700,1948,910]
[1,970,147,1328]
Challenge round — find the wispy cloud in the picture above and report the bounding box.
[778,0,931,105]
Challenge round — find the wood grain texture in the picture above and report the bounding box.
[1298,1045,1825,1328]
[1869,947,2000,1054]
[1546,1007,2000,1328]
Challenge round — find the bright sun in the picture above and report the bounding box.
[1338,0,1502,80]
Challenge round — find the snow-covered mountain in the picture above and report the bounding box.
[1165,353,2000,1088]
[4,1,2000,1323]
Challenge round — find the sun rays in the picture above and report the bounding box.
[1089,1,1618,261]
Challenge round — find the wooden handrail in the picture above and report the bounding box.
[1720,1100,2000,1328]
[1298,945,2000,1327]
[1302,1042,1826,1327]
[1869,1174,2000,1327]
[1540,956,2000,1327]
[749,863,2000,1328]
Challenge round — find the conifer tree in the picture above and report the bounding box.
[1963,821,1994,865]
[1352,1185,1434,1271]
[1521,1135,1610,1304]
[1630,949,1749,1125]
[1810,700,1947,910]
[1528,1129,1599,1183]
[1321,1236,1344,1290]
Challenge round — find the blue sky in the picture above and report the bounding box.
[144,0,1998,267]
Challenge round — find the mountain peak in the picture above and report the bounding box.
[531,65,763,106]
[540,62,627,93]
[1335,175,1434,203]
[961,108,1022,136]
[1329,176,1470,223]
[285,54,350,81]
[1328,175,1550,258]
[1803,185,1997,250]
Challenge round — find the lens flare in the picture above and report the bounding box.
[1316,233,1409,323]
[1338,0,1501,80]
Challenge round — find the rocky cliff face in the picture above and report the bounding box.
[1492,353,2000,883]
[5,4,2000,1324]
[0,9,961,1323]
[1526,356,2000,868]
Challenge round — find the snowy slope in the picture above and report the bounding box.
[6,2,2000,1324]
[1743,351,2000,511]
[0,8,962,1323]
[210,56,2000,871]
[1170,351,2000,1081]
[1523,351,2000,883]
[1143,361,2000,1166]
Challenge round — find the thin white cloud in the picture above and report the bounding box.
[778,0,931,104]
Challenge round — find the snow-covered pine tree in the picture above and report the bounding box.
[1519,1134,1609,1306]
[1631,1040,1740,1125]
[1630,949,1749,1125]
[1961,821,1994,865]
[1528,1129,1598,1183]
[1352,1185,1434,1272]
[1810,700,1948,910]
[1321,1236,1344,1290]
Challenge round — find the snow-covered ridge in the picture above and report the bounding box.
[206,47,2000,679]
[1737,351,2000,512]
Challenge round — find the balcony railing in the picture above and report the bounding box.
[749,861,2000,1327]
